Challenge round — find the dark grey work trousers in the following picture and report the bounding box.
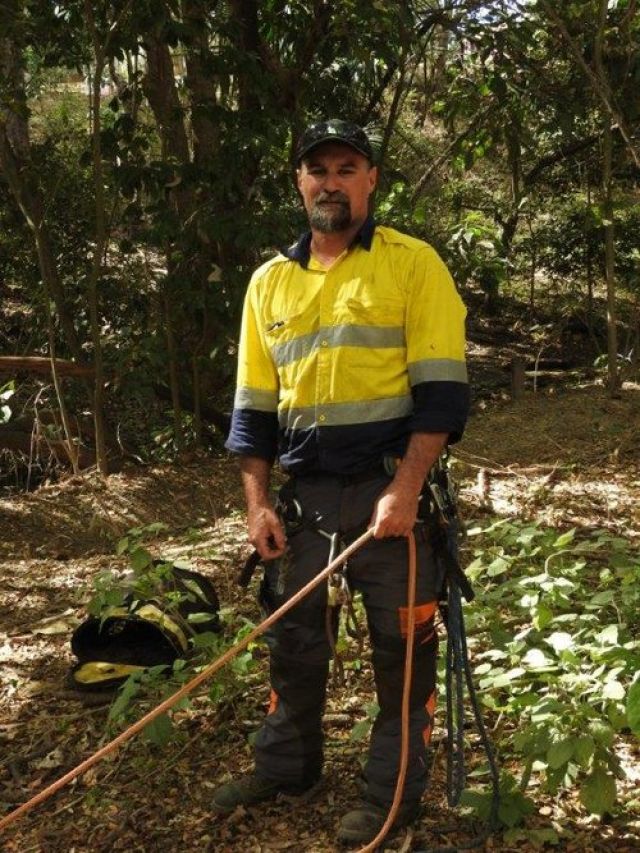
[254,471,439,806]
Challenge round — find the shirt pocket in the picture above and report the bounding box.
[264,311,305,339]
[339,296,405,327]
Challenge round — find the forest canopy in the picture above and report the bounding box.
[1,0,638,479]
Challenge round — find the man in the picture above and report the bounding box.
[215,118,469,845]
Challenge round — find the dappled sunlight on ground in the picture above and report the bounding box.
[1,385,639,851]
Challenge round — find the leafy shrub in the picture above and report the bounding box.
[463,519,639,818]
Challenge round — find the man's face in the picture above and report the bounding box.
[296,143,377,234]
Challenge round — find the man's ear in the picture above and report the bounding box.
[368,165,378,195]
[296,167,303,193]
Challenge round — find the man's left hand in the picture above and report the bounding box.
[370,485,420,538]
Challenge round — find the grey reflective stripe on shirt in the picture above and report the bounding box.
[234,386,279,412]
[270,331,319,367]
[408,358,468,385]
[271,324,405,367]
[279,394,413,430]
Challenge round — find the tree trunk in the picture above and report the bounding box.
[595,0,620,398]
[0,22,84,363]
[181,0,219,168]
[162,287,184,450]
[85,2,110,473]
[45,295,80,473]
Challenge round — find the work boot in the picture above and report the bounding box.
[337,798,421,844]
[211,772,317,814]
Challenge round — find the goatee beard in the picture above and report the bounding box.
[309,197,352,233]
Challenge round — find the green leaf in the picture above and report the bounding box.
[187,611,216,624]
[109,675,140,722]
[130,547,153,572]
[626,681,640,735]
[497,790,536,827]
[350,719,372,742]
[546,632,574,653]
[116,537,130,555]
[523,648,554,669]
[589,721,615,747]
[580,769,616,815]
[589,590,615,606]
[553,529,576,548]
[143,712,174,747]
[487,556,510,577]
[574,735,595,768]
[533,602,553,630]
[547,737,575,769]
[597,625,619,645]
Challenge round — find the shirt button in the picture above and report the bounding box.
[318,414,326,423]
[321,339,329,347]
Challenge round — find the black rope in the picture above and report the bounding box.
[413,517,501,853]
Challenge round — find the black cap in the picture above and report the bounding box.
[296,119,374,165]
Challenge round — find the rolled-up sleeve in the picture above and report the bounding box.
[405,247,469,442]
[225,277,279,460]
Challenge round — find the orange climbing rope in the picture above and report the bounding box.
[0,527,420,853]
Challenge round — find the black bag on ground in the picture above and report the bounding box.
[70,564,221,691]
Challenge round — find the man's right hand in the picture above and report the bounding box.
[247,502,287,559]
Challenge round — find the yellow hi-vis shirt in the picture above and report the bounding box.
[226,220,469,474]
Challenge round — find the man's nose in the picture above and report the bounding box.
[323,172,341,192]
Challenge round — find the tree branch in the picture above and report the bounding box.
[539,0,640,168]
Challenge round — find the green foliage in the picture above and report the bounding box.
[106,613,259,748]
[349,702,379,743]
[464,519,639,818]
[88,523,261,747]
[88,522,169,616]
[447,212,509,299]
[460,772,535,828]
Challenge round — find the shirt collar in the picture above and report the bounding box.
[282,216,376,269]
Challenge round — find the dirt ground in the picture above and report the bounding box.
[1,382,639,852]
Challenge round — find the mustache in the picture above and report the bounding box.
[315,191,350,205]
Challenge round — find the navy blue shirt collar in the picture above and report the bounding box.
[282,216,376,269]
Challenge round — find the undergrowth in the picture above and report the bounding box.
[460,518,640,827]
[85,517,640,834]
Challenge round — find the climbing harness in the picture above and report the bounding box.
[240,482,366,685]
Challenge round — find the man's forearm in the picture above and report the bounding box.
[393,431,449,498]
[371,432,448,537]
[239,456,287,558]
[239,455,273,510]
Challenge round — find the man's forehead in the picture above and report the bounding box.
[301,142,371,168]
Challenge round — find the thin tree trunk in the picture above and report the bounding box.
[192,355,202,447]
[527,213,536,312]
[44,294,80,473]
[162,287,183,450]
[595,0,620,397]
[84,2,110,473]
[586,180,595,327]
